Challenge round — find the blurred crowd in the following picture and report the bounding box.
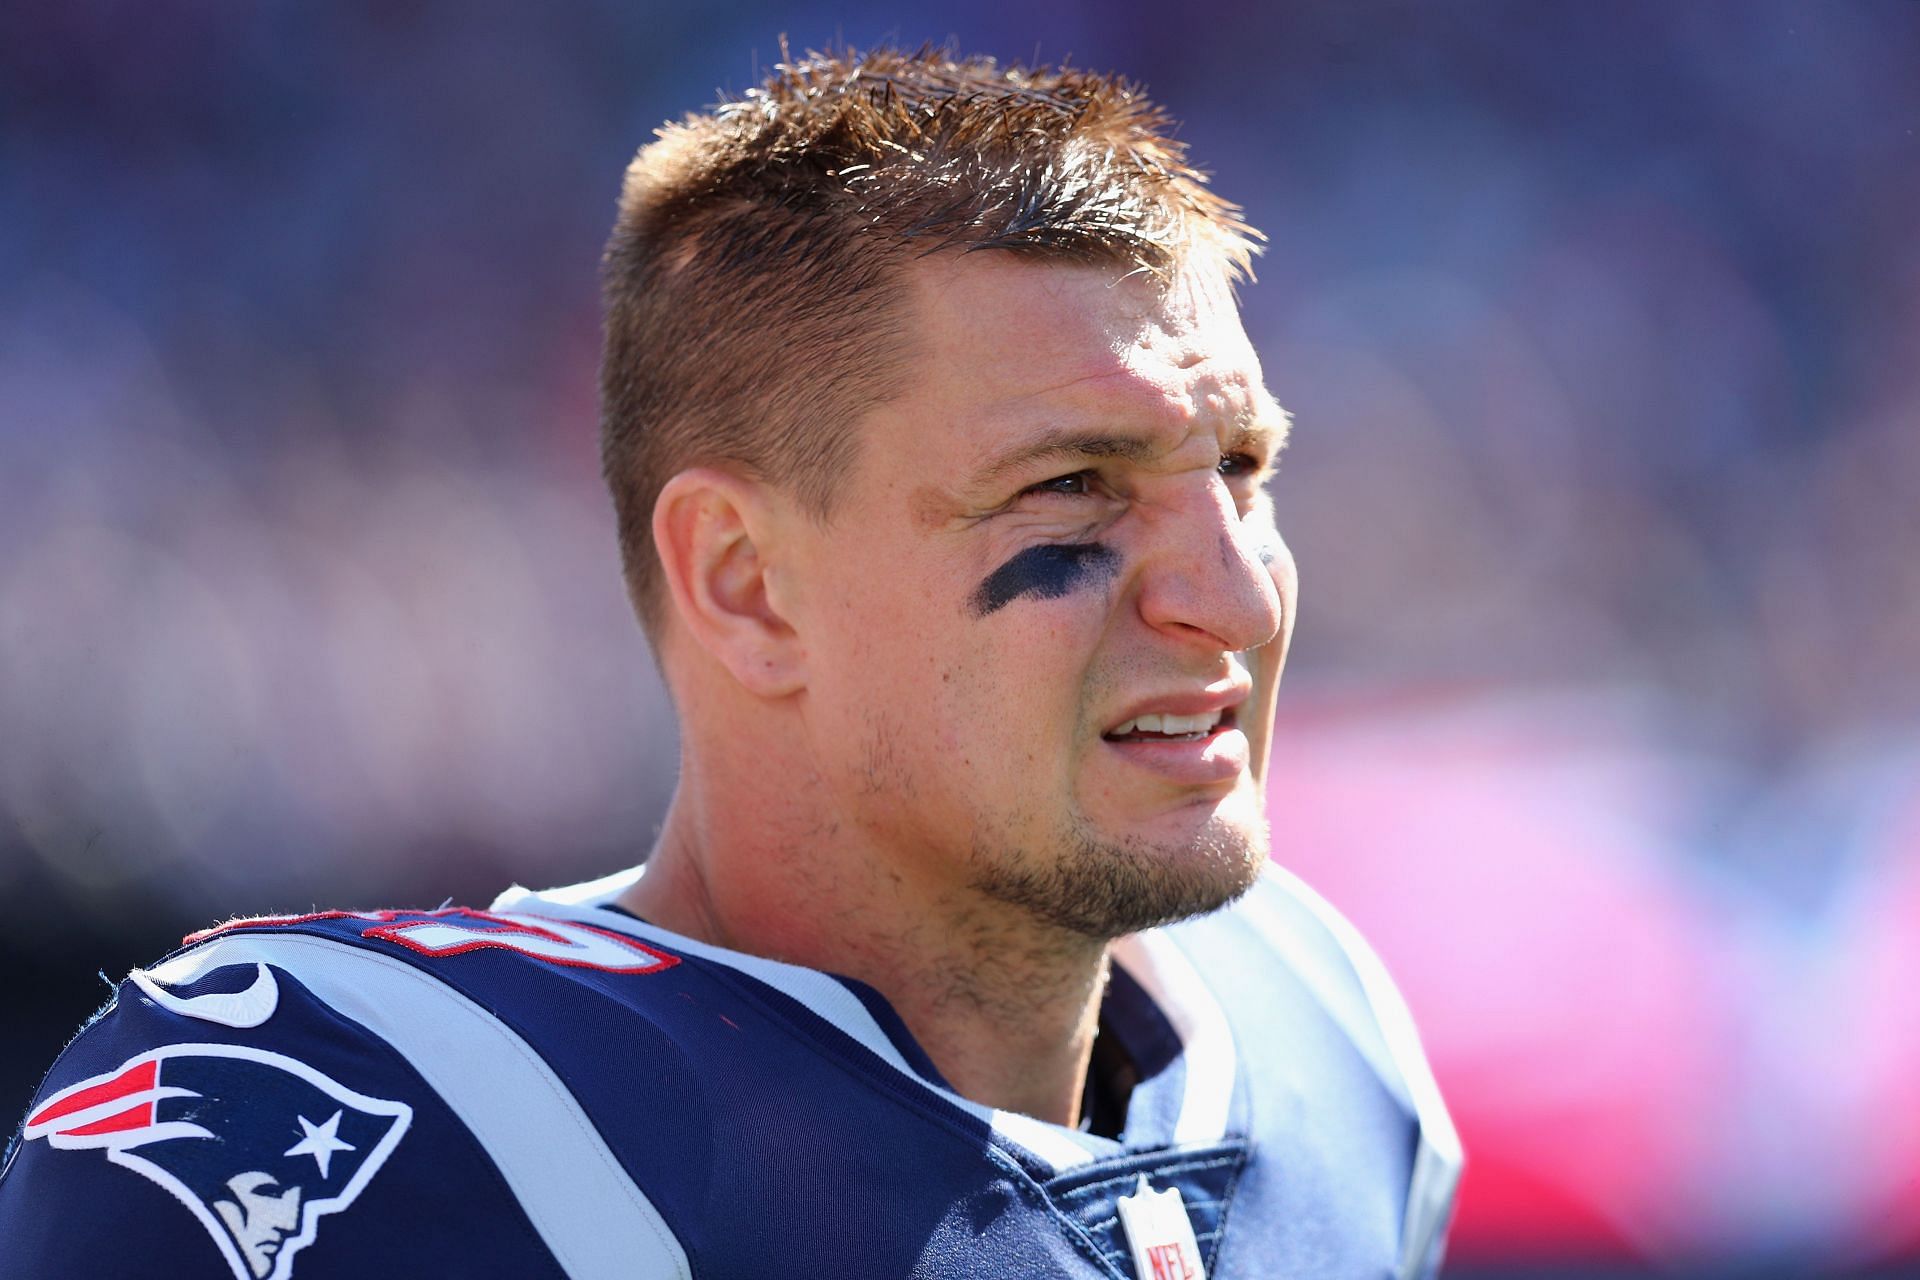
[3,3,1917,1273]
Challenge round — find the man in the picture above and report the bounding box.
[0,47,1459,1278]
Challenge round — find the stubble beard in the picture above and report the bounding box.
[967,806,1268,941]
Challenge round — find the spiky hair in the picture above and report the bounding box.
[600,44,1263,639]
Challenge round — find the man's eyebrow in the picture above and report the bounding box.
[969,401,1292,492]
[1232,404,1293,458]
[969,428,1160,489]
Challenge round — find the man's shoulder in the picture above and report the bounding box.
[0,908,603,1279]
[140,870,743,1038]
[171,896,690,1013]
[1188,861,1463,1279]
[0,879,734,1279]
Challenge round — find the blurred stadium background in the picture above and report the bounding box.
[4,2,1918,1274]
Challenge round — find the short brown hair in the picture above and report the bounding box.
[599,44,1261,638]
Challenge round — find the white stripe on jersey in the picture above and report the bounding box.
[1109,930,1237,1147]
[492,880,1106,1172]
[1240,864,1463,1280]
[145,934,692,1280]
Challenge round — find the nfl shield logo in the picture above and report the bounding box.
[1116,1175,1208,1280]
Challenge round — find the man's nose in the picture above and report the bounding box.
[1135,476,1284,654]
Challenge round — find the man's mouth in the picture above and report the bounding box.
[1102,707,1234,743]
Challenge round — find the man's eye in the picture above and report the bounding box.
[1218,452,1262,479]
[1024,471,1094,497]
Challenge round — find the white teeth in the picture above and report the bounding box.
[1111,709,1223,737]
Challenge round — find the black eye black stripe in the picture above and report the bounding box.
[970,543,1120,617]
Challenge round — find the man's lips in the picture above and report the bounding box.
[1098,685,1252,786]
[1102,705,1238,742]
[1100,683,1250,742]
[1100,717,1250,785]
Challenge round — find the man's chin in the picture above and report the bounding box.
[1126,779,1268,849]
[970,810,1268,941]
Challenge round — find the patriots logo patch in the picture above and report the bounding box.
[24,1043,411,1279]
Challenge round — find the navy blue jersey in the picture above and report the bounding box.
[0,864,1459,1278]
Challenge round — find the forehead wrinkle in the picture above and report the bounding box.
[992,361,1140,408]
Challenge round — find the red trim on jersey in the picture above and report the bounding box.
[185,908,411,945]
[362,909,682,974]
[186,906,680,975]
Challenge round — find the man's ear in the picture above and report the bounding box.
[652,468,805,697]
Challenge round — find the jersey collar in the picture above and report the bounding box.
[492,869,1245,1173]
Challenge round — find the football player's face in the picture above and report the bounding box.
[788,255,1296,938]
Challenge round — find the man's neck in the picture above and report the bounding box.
[619,801,1112,1127]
